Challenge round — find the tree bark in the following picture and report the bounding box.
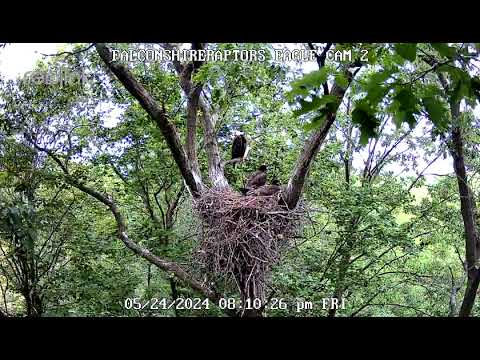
[169,278,180,317]
[170,47,203,181]
[450,123,480,317]
[95,43,203,196]
[185,84,202,178]
[422,58,480,317]
[199,105,230,189]
[32,143,224,307]
[283,81,350,209]
[70,176,219,300]
[282,46,362,209]
[24,289,43,317]
[163,43,230,190]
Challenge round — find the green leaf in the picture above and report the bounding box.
[335,73,349,89]
[394,43,417,62]
[288,68,329,100]
[359,131,370,146]
[470,77,480,104]
[293,95,338,117]
[303,114,327,131]
[430,43,456,58]
[393,110,416,129]
[352,107,369,125]
[366,84,389,106]
[321,95,340,105]
[351,104,380,144]
[392,53,406,66]
[471,76,480,92]
[294,97,323,117]
[393,111,405,128]
[394,88,418,111]
[437,65,470,84]
[25,230,35,251]
[422,96,448,129]
[392,88,419,128]
[451,79,470,105]
[367,69,394,87]
[421,83,443,98]
[362,69,395,107]
[438,66,472,104]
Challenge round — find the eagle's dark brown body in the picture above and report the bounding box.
[246,165,267,188]
[231,134,247,167]
[241,164,267,195]
[246,184,282,196]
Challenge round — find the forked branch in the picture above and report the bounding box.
[95,43,203,196]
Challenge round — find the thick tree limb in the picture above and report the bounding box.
[30,141,223,306]
[424,56,480,316]
[163,43,229,189]
[95,43,203,196]
[185,84,202,178]
[70,178,219,300]
[283,77,354,209]
[200,105,230,189]
[450,124,480,317]
[171,43,204,179]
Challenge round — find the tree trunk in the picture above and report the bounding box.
[283,80,352,209]
[163,42,230,190]
[450,124,480,317]
[169,278,180,317]
[24,289,42,317]
[93,43,364,316]
[95,43,204,196]
[200,107,230,189]
[459,271,480,316]
[147,264,152,288]
[424,60,480,317]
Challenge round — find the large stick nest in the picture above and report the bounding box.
[193,188,304,299]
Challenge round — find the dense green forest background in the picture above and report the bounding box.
[1,43,479,317]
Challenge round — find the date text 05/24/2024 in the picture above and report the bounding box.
[123,297,346,313]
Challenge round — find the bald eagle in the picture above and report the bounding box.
[241,164,267,195]
[231,131,248,167]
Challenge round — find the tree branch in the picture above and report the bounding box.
[422,52,480,316]
[40,44,95,58]
[95,43,203,196]
[163,43,229,189]
[30,140,223,305]
[283,67,357,209]
[173,43,204,179]
[185,84,202,177]
[307,43,332,95]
